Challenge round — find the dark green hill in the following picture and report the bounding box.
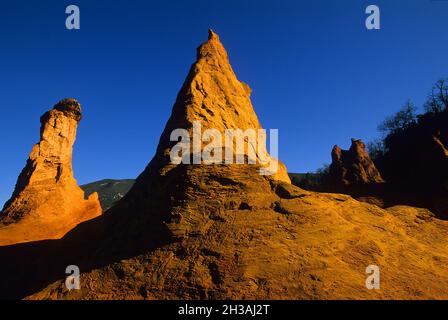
[81,179,135,211]
[289,172,326,191]
[81,174,311,212]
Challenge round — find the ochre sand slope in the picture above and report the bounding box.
[29,165,448,299]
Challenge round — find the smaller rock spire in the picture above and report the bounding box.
[0,99,101,245]
[329,138,384,186]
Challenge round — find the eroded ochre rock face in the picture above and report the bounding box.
[329,139,384,186]
[1,31,448,301]
[0,99,101,245]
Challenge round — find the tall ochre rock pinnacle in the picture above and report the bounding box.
[0,99,101,246]
[103,29,293,242]
[153,28,290,183]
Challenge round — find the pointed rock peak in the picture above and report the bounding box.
[197,29,228,62]
[350,138,365,149]
[208,28,219,40]
[331,145,342,160]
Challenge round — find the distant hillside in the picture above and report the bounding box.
[82,174,316,211]
[81,179,134,211]
[289,172,326,191]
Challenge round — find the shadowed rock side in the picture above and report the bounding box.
[376,110,448,217]
[0,99,101,246]
[329,139,384,187]
[1,31,448,300]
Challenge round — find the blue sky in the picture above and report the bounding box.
[1,0,447,206]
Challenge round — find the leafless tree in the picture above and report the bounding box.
[378,100,417,135]
[424,78,448,113]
